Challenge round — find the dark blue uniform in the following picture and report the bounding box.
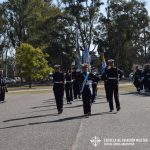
[104,67,123,111]
[72,70,81,99]
[80,72,94,115]
[101,66,109,102]
[65,73,73,104]
[0,76,7,102]
[142,67,150,92]
[133,69,143,92]
[91,73,100,103]
[53,72,64,114]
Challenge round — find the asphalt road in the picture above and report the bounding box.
[0,90,149,150]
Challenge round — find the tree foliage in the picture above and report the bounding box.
[97,0,150,74]
[16,43,50,87]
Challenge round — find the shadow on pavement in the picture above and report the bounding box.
[0,111,117,130]
[42,101,55,104]
[30,104,57,109]
[121,92,150,97]
[42,98,55,102]
[3,113,58,123]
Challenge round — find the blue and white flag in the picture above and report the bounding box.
[82,47,91,65]
[101,53,107,74]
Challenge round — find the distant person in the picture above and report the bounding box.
[91,67,100,103]
[103,59,123,112]
[80,64,94,116]
[142,64,150,92]
[0,70,8,103]
[72,67,81,100]
[52,65,64,114]
[133,66,143,93]
[65,70,73,104]
[101,53,109,102]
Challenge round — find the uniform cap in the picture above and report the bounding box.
[76,69,81,72]
[82,63,89,68]
[54,64,61,68]
[108,59,114,63]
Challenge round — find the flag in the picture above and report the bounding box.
[82,47,91,65]
[101,53,107,74]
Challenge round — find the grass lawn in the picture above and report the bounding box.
[7,83,136,95]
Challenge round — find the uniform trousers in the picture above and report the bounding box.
[65,83,73,102]
[53,84,64,112]
[107,81,120,110]
[82,85,92,114]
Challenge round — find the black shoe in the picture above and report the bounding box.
[92,100,96,103]
[69,102,72,104]
[67,102,69,104]
[110,109,114,112]
[117,107,121,111]
[58,109,63,114]
[84,114,89,118]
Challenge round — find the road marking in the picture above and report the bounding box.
[71,117,85,150]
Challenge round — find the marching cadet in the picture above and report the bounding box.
[72,67,81,100]
[76,68,81,99]
[65,70,73,104]
[142,64,150,92]
[0,70,8,103]
[72,67,77,100]
[133,66,143,93]
[52,65,64,114]
[104,59,123,112]
[91,67,100,103]
[80,64,94,116]
[101,53,109,102]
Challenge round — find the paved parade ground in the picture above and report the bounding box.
[0,88,150,150]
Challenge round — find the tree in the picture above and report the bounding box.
[3,0,60,48]
[61,0,104,67]
[16,43,50,88]
[97,0,149,75]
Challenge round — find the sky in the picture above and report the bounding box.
[0,0,150,15]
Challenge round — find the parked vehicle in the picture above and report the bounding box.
[4,77,16,84]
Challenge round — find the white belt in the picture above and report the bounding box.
[54,82,64,84]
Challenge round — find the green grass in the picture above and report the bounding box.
[7,84,136,95]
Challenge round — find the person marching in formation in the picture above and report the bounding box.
[80,64,94,116]
[0,70,8,103]
[72,67,81,100]
[102,59,123,112]
[142,64,150,92]
[101,53,109,102]
[91,67,100,103]
[52,65,64,114]
[65,70,73,104]
[133,66,143,93]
